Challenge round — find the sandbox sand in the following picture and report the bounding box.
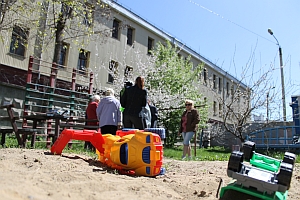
[0,148,299,200]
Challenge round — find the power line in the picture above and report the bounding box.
[186,0,276,45]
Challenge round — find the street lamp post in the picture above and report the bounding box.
[268,29,287,123]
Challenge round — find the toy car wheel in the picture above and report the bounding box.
[243,141,255,162]
[277,162,293,189]
[228,151,243,173]
[283,152,296,166]
[144,128,166,139]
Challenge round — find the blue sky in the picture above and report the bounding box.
[115,0,300,121]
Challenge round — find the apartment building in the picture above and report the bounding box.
[0,0,248,124]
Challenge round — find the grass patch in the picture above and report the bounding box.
[164,146,231,161]
[2,135,299,163]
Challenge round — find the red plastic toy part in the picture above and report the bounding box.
[51,129,105,155]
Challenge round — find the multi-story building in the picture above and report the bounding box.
[0,0,247,125]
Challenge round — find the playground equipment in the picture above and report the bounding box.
[219,141,296,200]
[51,129,164,177]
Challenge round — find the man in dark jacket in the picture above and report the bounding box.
[120,76,147,130]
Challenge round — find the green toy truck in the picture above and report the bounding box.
[219,141,296,200]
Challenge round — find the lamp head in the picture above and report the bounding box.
[268,29,273,35]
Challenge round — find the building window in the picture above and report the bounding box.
[219,103,222,117]
[203,68,207,83]
[58,43,69,67]
[108,60,118,83]
[9,26,28,57]
[226,82,229,96]
[77,49,89,75]
[218,77,222,92]
[124,66,133,79]
[213,101,217,116]
[127,27,134,46]
[213,74,216,89]
[147,37,154,55]
[112,19,120,39]
[61,3,72,16]
[237,89,241,102]
[231,85,235,100]
[83,8,93,27]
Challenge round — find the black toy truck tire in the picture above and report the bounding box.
[283,152,296,166]
[228,151,243,172]
[243,141,255,162]
[277,162,293,189]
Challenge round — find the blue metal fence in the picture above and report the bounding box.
[246,126,300,150]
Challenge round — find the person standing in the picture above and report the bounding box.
[120,76,147,130]
[85,95,100,150]
[96,88,122,135]
[179,100,200,160]
[86,95,100,126]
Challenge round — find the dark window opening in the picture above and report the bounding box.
[112,19,120,39]
[147,37,154,55]
[108,60,118,83]
[127,27,133,45]
[77,49,89,75]
[9,26,28,57]
[58,43,68,67]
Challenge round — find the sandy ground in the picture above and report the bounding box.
[0,148,299,200]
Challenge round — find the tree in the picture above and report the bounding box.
[0,0,42,48]
[31,0,112,64]
[94,40,209,147]
[147,41,208,146]
[207,51,281,143]
[0,0,31,31]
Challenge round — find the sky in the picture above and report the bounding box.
[115,0,300,121]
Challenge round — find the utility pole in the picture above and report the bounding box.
[268,29,287,123]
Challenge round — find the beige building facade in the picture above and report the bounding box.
[0,0,247,123]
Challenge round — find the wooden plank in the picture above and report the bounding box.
[0,116,20,121]
[66,118,98,123]
[0,128,13,133]
[0,104,14,109]
[60,123,99,130]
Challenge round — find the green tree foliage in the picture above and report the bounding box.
[101,40,209,147]
[147,41,209,147]
[38,0,111,64]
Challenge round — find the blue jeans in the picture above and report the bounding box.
[181,131,195,145]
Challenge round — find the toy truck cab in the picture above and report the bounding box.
[98,130,164,177]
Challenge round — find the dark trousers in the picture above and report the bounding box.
[101,125,118,135]
[123,114,144,130]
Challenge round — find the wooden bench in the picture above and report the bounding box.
[0,104,42,147]
[60,118,99,131]
[0,117,15,143]
[60,123,99,130]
